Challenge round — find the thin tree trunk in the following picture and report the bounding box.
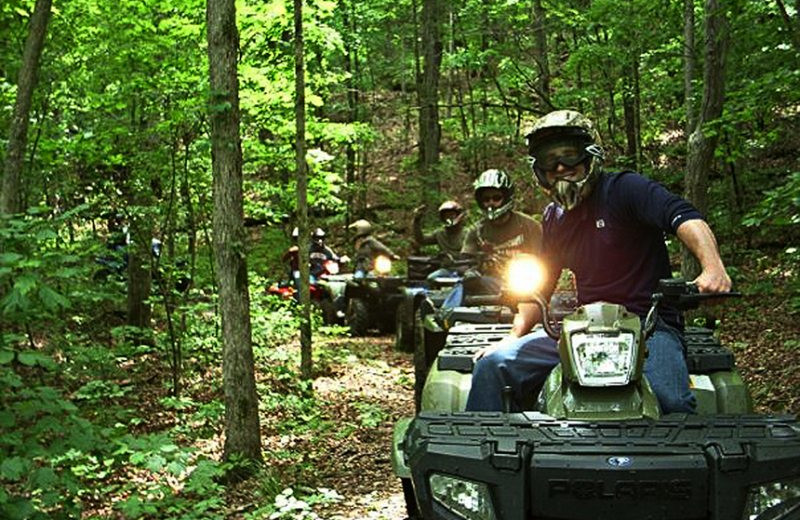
[181,138,197,285]
[418,0,442,204]
[775,0,800,51]
[206,0,262,465]
[682,0,729,280]
[295,0,313,381]
[1,0,52,214]
[532,0,551,106]
[126,212,153,330]
[684,0,697,135]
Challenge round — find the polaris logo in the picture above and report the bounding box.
[548,479,693,500]
[607,456,632,468]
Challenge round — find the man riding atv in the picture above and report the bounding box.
[348,219,400,277]
[467,109,732,413]
[413,200,467,257]
[442,169,542,307]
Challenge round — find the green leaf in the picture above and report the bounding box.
[30,467,58,489]
[13,275,38,294]
[167,461,185,475]
[0,253,23,265]
[146,454,166,472]
[0,350,13,364]
[38,285,71,311]
[0,410,15,428]
[1,457,26,481]
[17,351,39,366]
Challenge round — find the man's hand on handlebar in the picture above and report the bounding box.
[693,267,732,294]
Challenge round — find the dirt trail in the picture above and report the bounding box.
[311,336,414,520]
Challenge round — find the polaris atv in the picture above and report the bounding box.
[392,260,800,520]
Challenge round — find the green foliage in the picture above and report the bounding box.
[742,171,800,229]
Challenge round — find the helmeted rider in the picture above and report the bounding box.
[412,199,467,258]
[309,228,339,278]
[465,109,732,413]
[440,169,542,308]
[348,219,399,278]
[461,168,542,277]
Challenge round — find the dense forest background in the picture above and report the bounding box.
[1,0,798,518]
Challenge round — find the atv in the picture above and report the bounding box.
[267,257,347,325]
[394,254,481,353]
[392,258,800,520]
[343,255,407,336]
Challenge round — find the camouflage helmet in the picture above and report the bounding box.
[525,110,604,211]
[437,200,464,228]
[348,219,372,238]
[474,169,514,221]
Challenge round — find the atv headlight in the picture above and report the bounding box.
[744,478,800,519]
[429,473,496,520]
[570,331,636,386]
[506,254,545,296]
[374,255,392,275]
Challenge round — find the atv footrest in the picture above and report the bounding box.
[685,331,735,373]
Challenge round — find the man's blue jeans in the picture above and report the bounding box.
[465,319,696,414]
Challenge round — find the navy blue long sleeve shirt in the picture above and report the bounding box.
[542,171,704,329]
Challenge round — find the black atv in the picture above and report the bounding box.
[343,255,407,336]
[394,254,480,353]
[392,267,800,520]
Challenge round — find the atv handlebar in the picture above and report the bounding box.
[655,278,741,311]
[463,291,559,339]
[644,279,741,337]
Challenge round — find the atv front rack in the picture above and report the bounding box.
[405,412,800,520]
[436,324,738,375]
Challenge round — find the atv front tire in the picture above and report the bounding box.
[394,300,414,352]
[314,297,338,325]
[401,478,422,520]
[346,297,370,336]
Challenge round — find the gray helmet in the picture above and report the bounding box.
[474,169,514,221]
[348,219,372,238]
[525,110,604,211]
[437,200,464,228]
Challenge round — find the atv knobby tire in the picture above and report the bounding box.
[394,299,415,352]
[346,297,370,336]
[401,477,422,519]
[314,297,337,325]
[412,307,428,412]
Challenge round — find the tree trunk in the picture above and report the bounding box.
[126,214,153,330]
[684,0,696,135]
[775,0,800,51]
[342,0,359,223]
[206,0,262,465]
[295,0,313,381]
[1,0,52,214]
[418,0,442,204]
[532,0,551,105]
[682,0,729,280]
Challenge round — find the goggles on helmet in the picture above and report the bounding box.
[529,137,591,170]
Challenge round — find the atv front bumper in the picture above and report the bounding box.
[403,412,800,520]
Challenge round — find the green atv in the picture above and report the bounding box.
[392,274,800,520]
